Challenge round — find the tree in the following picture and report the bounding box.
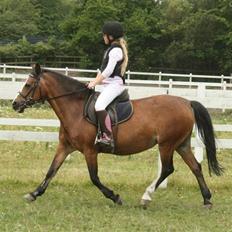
[30,0,73,37]
[161,0,230,74]
[60,0,163,71]
[60,0,122,68]
[0,0,39,40]
[0,0,231,74]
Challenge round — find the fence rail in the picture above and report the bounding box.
[1,65,232,110]
[0,117,231,149]
[1,64,232,84]
[0,117,231,188]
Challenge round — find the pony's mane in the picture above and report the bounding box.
[42,69,87,92]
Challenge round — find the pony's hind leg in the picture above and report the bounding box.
[176,138,212,208]
[141,144,174,209]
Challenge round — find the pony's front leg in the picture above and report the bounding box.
[24,141,74,202]
[84,150,122,205]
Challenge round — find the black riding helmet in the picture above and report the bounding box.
[102,21,124,39]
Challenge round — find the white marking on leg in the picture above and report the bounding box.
[141,177,159,201]
[141,153,168,202]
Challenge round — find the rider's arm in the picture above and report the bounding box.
[87,72,104,88]
[88,48,123,88]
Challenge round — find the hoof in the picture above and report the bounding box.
[203,203,212,209]
[203,199,212,209]
[24,193,36,202]
[140,199,151,210]
[115,194,123,205]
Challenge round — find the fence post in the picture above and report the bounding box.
[194,146,204,163]
[168,79,173,93]
[222,81,227,91]
[195,135,204,163]
[221,75,224,89]
[197,83,206,99]
[3,64,6,75]
[158,71,162,87]
[12,72,16,82]
[189,73,192,89]
[127,70,130,85]
[193,125,204,163]
[222,81,227,112]
[65,67,69,76]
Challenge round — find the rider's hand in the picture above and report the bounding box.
[87,81,96,89]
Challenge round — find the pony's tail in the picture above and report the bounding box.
[191,101,223,176]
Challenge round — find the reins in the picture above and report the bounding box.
[19,72,89,109]
[42,87,89,102]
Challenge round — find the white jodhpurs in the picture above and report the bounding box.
[95,83,125,111]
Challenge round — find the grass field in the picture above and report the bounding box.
[0,101,232,231]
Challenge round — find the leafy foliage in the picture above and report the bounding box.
[0,0,39,40]
[0,0,232,74]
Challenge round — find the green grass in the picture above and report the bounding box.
[0,101,232,231]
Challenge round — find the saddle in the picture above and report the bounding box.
[84,89,133,127]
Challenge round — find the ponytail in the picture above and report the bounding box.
[114,38,128,76]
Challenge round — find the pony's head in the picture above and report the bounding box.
[12,63,44,113]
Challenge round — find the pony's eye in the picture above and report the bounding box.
[25,84,31,88]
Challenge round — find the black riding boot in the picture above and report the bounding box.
[96,110,114,147]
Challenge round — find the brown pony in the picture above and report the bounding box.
[12,64,222,208]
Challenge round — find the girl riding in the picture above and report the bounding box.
[87,21,128,147]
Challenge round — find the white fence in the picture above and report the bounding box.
[1,65,232,109]
[1,65,231,188]
[0,117,231,188]
[1,117,231,150]
[1,64,232,83]
[1,117,232,147]
[0,118,59,142]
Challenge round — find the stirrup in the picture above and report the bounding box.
[95,136,114,146]
[95,133,114,146]
[99,138,113,146]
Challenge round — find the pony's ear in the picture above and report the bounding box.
[32,63,41,76]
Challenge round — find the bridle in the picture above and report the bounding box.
[18,73,89,109]
[18,74,44,109]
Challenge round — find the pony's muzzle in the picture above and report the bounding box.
[12,100,25,113]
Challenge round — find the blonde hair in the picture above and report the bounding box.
[114,38,128,76]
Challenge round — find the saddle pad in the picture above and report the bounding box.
[84,92,133,126]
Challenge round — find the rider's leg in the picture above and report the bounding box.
[95,83,124,145]
[96,110,113,145]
